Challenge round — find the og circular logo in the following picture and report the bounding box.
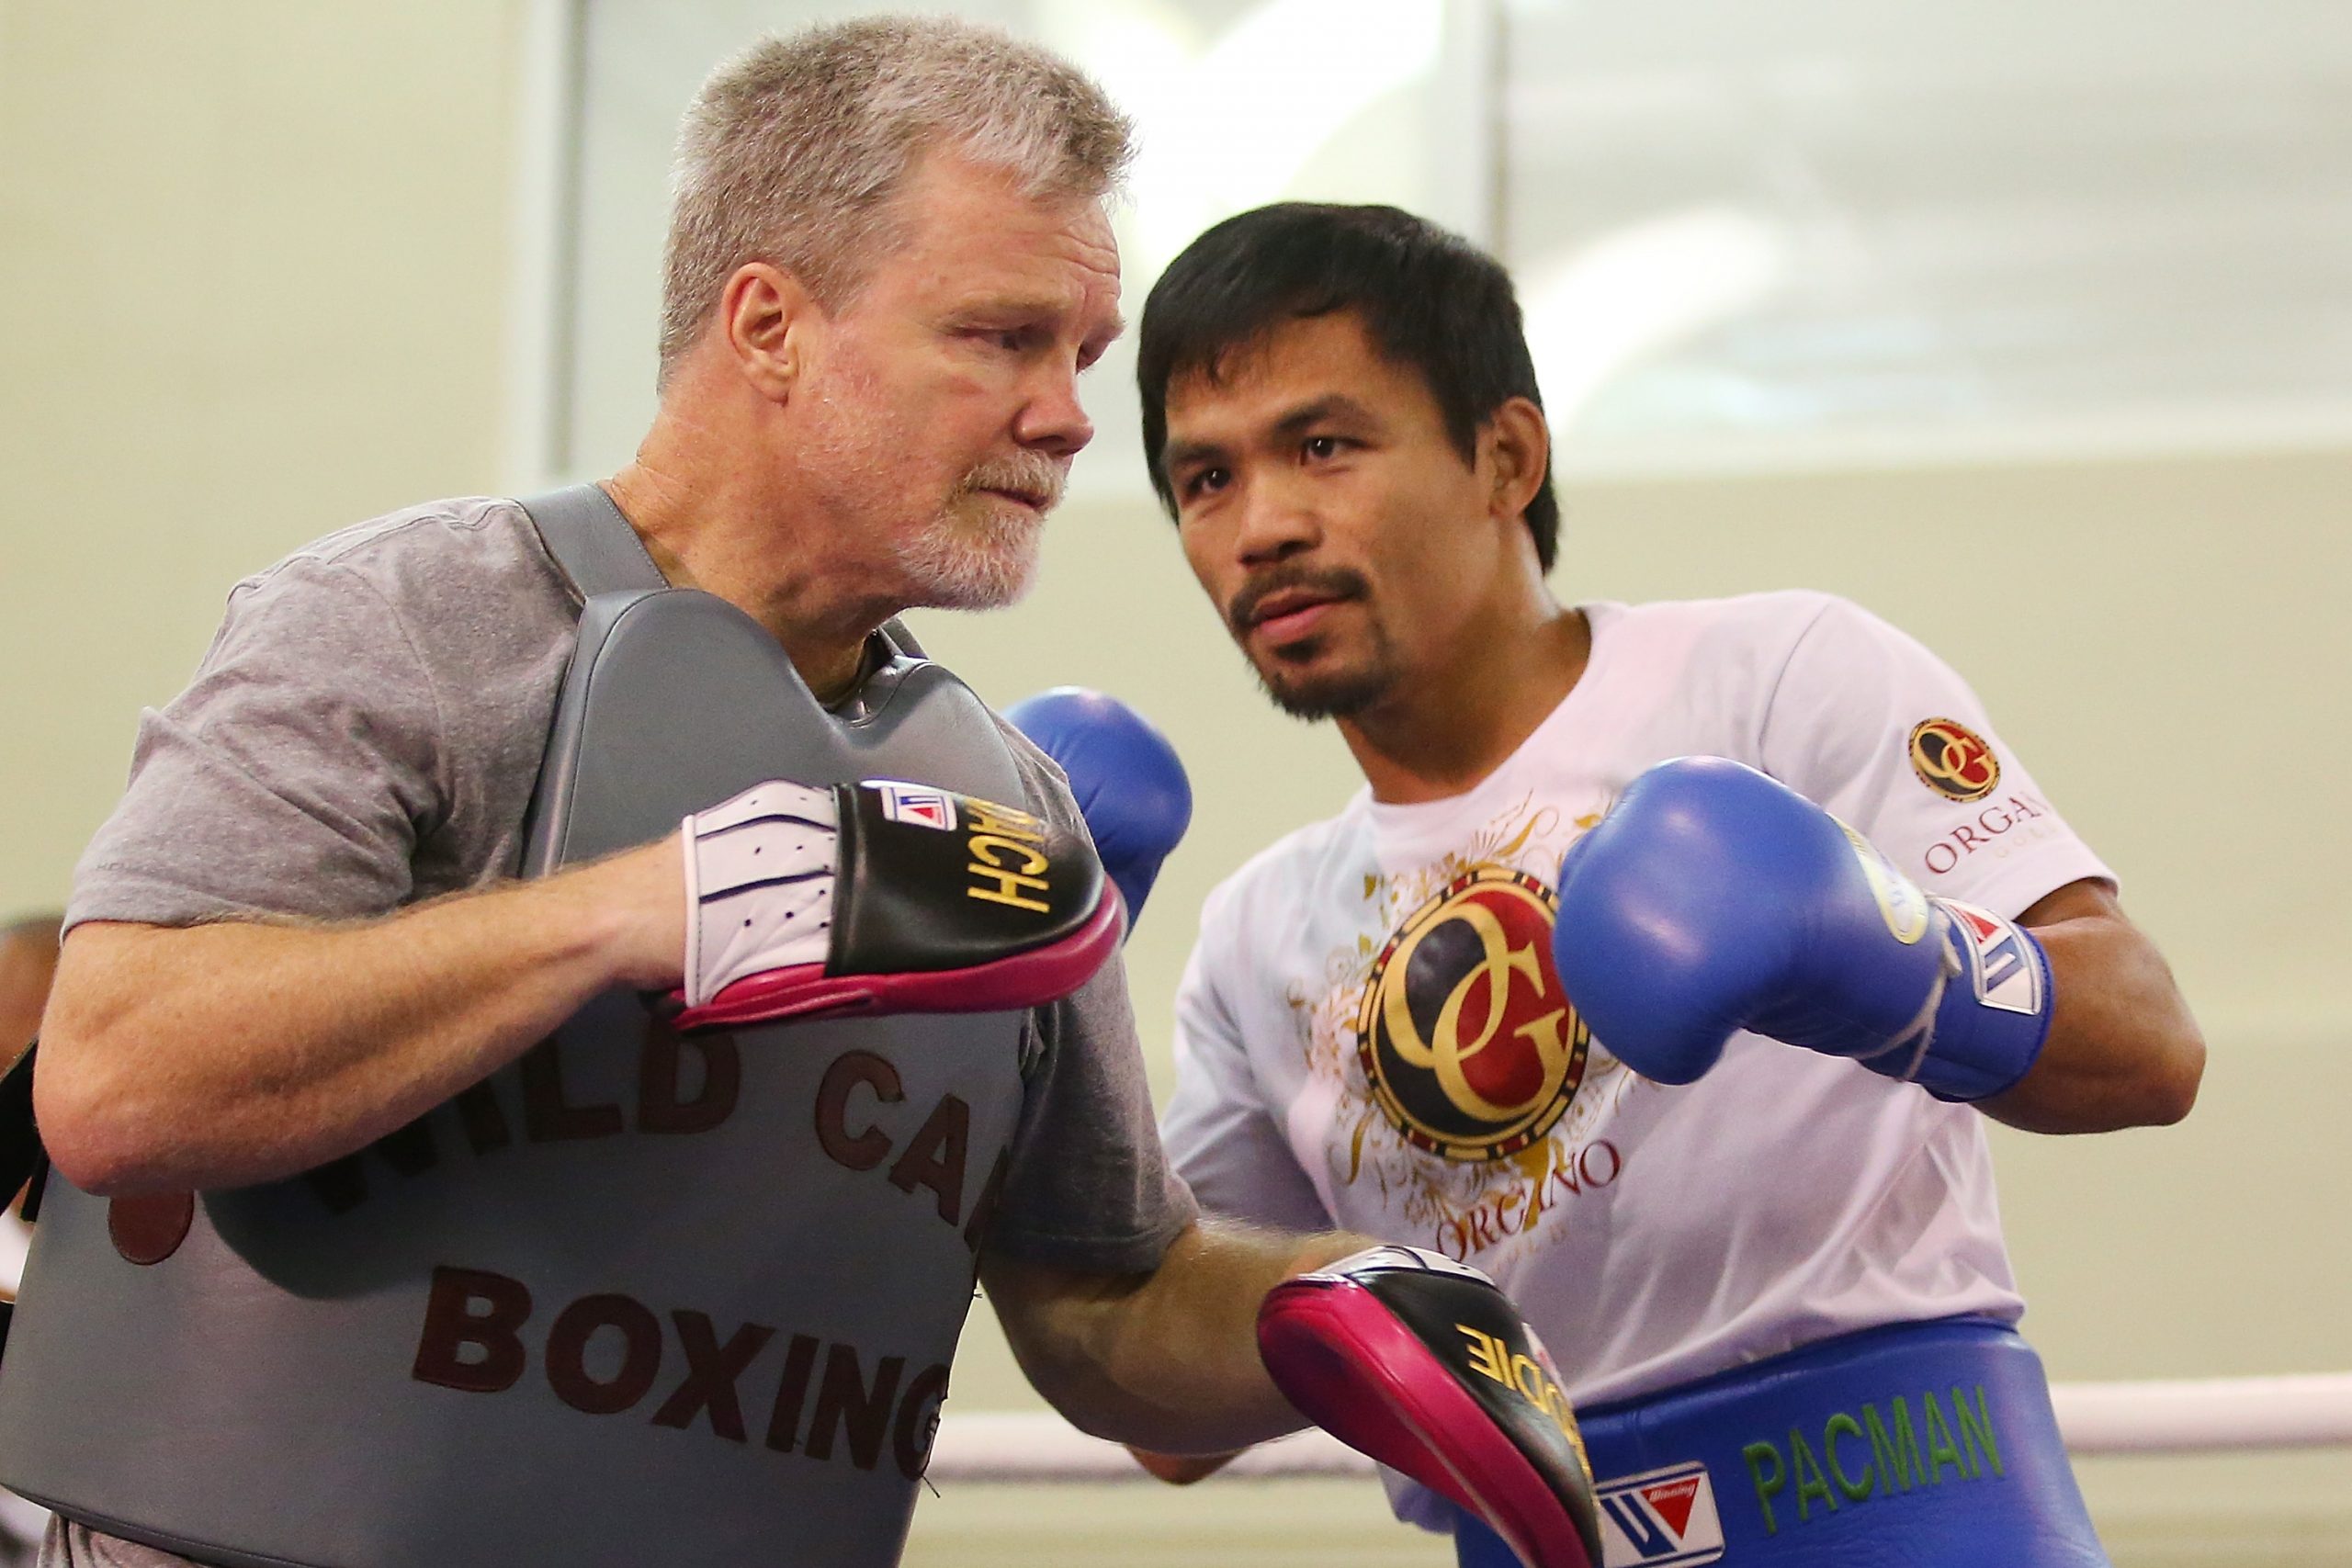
[1355,866,1589,1163]
[1908,717,2001,802]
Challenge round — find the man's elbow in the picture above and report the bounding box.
[30,991,184,1197]
[2138,1027,2205,1126]
[34,1039,147,1196]
[1018,1354,1148,1444]
[1012,1338,1202,1450]
[1129,1446,1240,1484]
[2093,1020,2205,1130]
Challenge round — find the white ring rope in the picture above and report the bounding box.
[927,1373,2352,1483]
[2052,1372,2352,1454]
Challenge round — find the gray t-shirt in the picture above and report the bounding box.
[63,493,1193,1292]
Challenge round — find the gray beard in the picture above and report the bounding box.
[892,504,1043,610]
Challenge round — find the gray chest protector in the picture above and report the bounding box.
[0,488,1034,1567]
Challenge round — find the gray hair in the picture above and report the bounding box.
[657,16,1135,384]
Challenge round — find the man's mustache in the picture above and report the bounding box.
[1227,566,1370,637]
[960,453,1069,513]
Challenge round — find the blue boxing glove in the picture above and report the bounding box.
[1003,687,1192,932]
[1551,756,2052,1102]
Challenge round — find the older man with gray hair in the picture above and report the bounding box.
[6,20,1399,1568]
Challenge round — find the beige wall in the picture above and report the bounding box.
[0,0,529,912]
[5,2,2348,1551]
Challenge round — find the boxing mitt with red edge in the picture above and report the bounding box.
[1258,1246,1602,1568]
[669,777,1121,1031]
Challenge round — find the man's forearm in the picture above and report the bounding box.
[1981,883,2204,1134]
[37,840,684,1195]
[988,1217,1374,1453]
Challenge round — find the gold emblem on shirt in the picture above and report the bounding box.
[1354,866,1589,1162]
[1907,717,2001,803]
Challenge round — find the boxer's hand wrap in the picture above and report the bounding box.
[1552,756,2053,1101]
[1259,1246,1602,1568]
[673,778,1120,1031]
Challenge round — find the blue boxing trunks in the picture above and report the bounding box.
[1454,1316,2107,1567]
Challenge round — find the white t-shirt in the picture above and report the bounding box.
[1164,592,2110,1512]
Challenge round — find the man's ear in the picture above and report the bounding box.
[1483,397,1552,528]
[718,261,820,402]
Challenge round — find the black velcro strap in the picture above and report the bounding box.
[829,784,1104,976]
[0,1042,44,1217]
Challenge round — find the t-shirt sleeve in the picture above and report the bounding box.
[66,558,449,930]
[1159,901,1333,1235]
[980,728,1199,1274]
[1755,595,2113,920]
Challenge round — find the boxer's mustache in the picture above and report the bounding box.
[1227,566,1370,637]
[959,453,1068,513]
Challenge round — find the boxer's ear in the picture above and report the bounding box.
[717,262,820,401]
[1481,397,1551,532]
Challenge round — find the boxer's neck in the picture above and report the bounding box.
[601,444,899,707]
[1339,598,1590,807]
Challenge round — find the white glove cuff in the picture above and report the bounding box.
[681,781,839,1008]
[1884,902,1966,1083]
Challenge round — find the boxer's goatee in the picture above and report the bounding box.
[1259,655,1396,722]
[1227,565,1396,720]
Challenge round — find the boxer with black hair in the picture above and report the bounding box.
[1127,202,2204,1566]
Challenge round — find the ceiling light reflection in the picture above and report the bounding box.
[1522,206,1790,430]
[1037,0,1446,276]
